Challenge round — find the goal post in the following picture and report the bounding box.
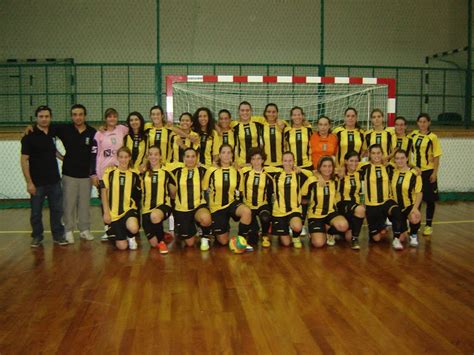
[166,75,396,128]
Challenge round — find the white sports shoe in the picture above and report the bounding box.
[409,234,419,247]
[200,237,210,251]
[80,230,94,241]
[100,233,109,242]
[392,238,403,250]
[385,217,392,226]
[301,225,308,236]
[65,231,75,244]
[326,234,336,246]
[128,237,138,250]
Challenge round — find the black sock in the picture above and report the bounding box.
[201,225,212,238]
[351,216,364,239]
[156,223,164,242]
[409,222,420,235]
[238,222,252,239]
[426,202,435,226]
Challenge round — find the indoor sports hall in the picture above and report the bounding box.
[0,1,473,353]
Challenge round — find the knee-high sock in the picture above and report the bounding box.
[426,202,435,226]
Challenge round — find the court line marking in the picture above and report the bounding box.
[0,220,473,234]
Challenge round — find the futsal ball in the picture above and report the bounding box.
[229,236,247,254]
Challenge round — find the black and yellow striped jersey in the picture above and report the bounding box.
[239,167,274,210]
[391,168,422,211]
[234,121,263,165]
[170,131,200,163]
[262,124,285,166]
[123,134,148,170]
[284,126,313,168]
[333,126,365,167]
[358,162,394,206]
[301,176,337,218]
[141,167,173,214]
[270,168,313,217]
[410,130,442,171]
[390,134,413,163]
[337,171,363,204]
[170,166,207,212]
[102,167,140,221]
[213,129,236,157]
[364,128,395,156]
[146,127,175,163]
[197,130,219,167]
[203,166,240,213]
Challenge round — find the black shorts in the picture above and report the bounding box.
[272,212,302,236]
[174,204,209,239]
[211,200,243,235]
[366,200,398,237]
[308,211,340,234]
[336,200,360,228]
[421,169,439,202]
[110,209,139,241]
[142,205,172,239]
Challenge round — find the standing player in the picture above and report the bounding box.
[233,101,264,167]
[213,109,236,161]
[192,107,219,168]
[169,148,213,250]
[270,151,312,248]
[170,112,200,163]
[141,146,175,254]
[284,106,313,171]
[240,147,274,247]
[101,147,141,251]
[124,111,148,172]
[203,144,253,249]
[261,103,286,167]
[21,105,68,247]
[301,157,349,248]
[310,115,338,168]
[336,151,366,250]
[391,150,423,247]
[363,109,395,160]
[391,116,413,162]
[146,105,175,164]
[333,107,365,167]
[358,144,405,250]
[410,113,442,236]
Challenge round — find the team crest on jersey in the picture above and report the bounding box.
[348,133,354,142]
[324,186,329,195]
[415,138,423,147]
[134,140,139,148]
[111,137,117,145]
[254,176,260,186]
[285,176,292,185]
[85,137,90,145]
[152,175,157,183]
[397,176,404,185]
[187,170,194,179]
[119,176,125,186]
[244,126,251,136]
[376,169,382,178]
[350,177,356,186]
[376,134,382,144]
[296,132,302,141]
[223,172,229,181]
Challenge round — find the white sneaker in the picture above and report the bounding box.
[168,214,175,232]
[100,233,109,242]
[80,230,94,241]
[409,234,419,247]
[326,234,336,246]
[200,237,210,251]
[385,217,392,226]
[65,231,75,244]
[245,244,254,252]
[128,237,138,250]
[301,225,308,236]
[392,238,403,250]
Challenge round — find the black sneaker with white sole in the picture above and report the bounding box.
[53,237,69,246]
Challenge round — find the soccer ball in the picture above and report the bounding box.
[229,236,247,254]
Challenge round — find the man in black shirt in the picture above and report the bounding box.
[21,106,68,247]
[54,104,97,243]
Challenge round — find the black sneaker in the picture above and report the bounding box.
[351,238,360,250]
[53,237,69,246]
[30,237,43,248]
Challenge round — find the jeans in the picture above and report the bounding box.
[30,181,65,240]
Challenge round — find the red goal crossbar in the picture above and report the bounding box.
[165,75,396,125]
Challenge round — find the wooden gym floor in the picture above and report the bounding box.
[0,202,473,354]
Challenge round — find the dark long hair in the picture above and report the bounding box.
[126,111,145,138]
[192,107,215,136]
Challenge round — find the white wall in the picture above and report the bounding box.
[0,0,467,67]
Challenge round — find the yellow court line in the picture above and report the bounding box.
[1,220,474,234]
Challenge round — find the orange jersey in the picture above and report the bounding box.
[310,132,338,168]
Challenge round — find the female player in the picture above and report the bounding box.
[141,145,175,254]
[123,111,147,172]
[363,109,395,160]
[146,105,175,164]
[336,151,366,250]
[192,107,219,167]
[170,112,200,163]
[333,107,365,167]
[213,109,236,161]
[410,113,442,236]
[301,156,348,248]
[91,108,129,241]
[240,147,274,247]
[233,101,264,167]
[358,144,404,250]
[284,106,313,170]
[101,147,141,250]
[203,144,253,249]
[261,103,286,167]
[271,151,312,248]
[391,149,422,247]
[391,116,413,162]
[169,148,213,250]
[310,115,338,168]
